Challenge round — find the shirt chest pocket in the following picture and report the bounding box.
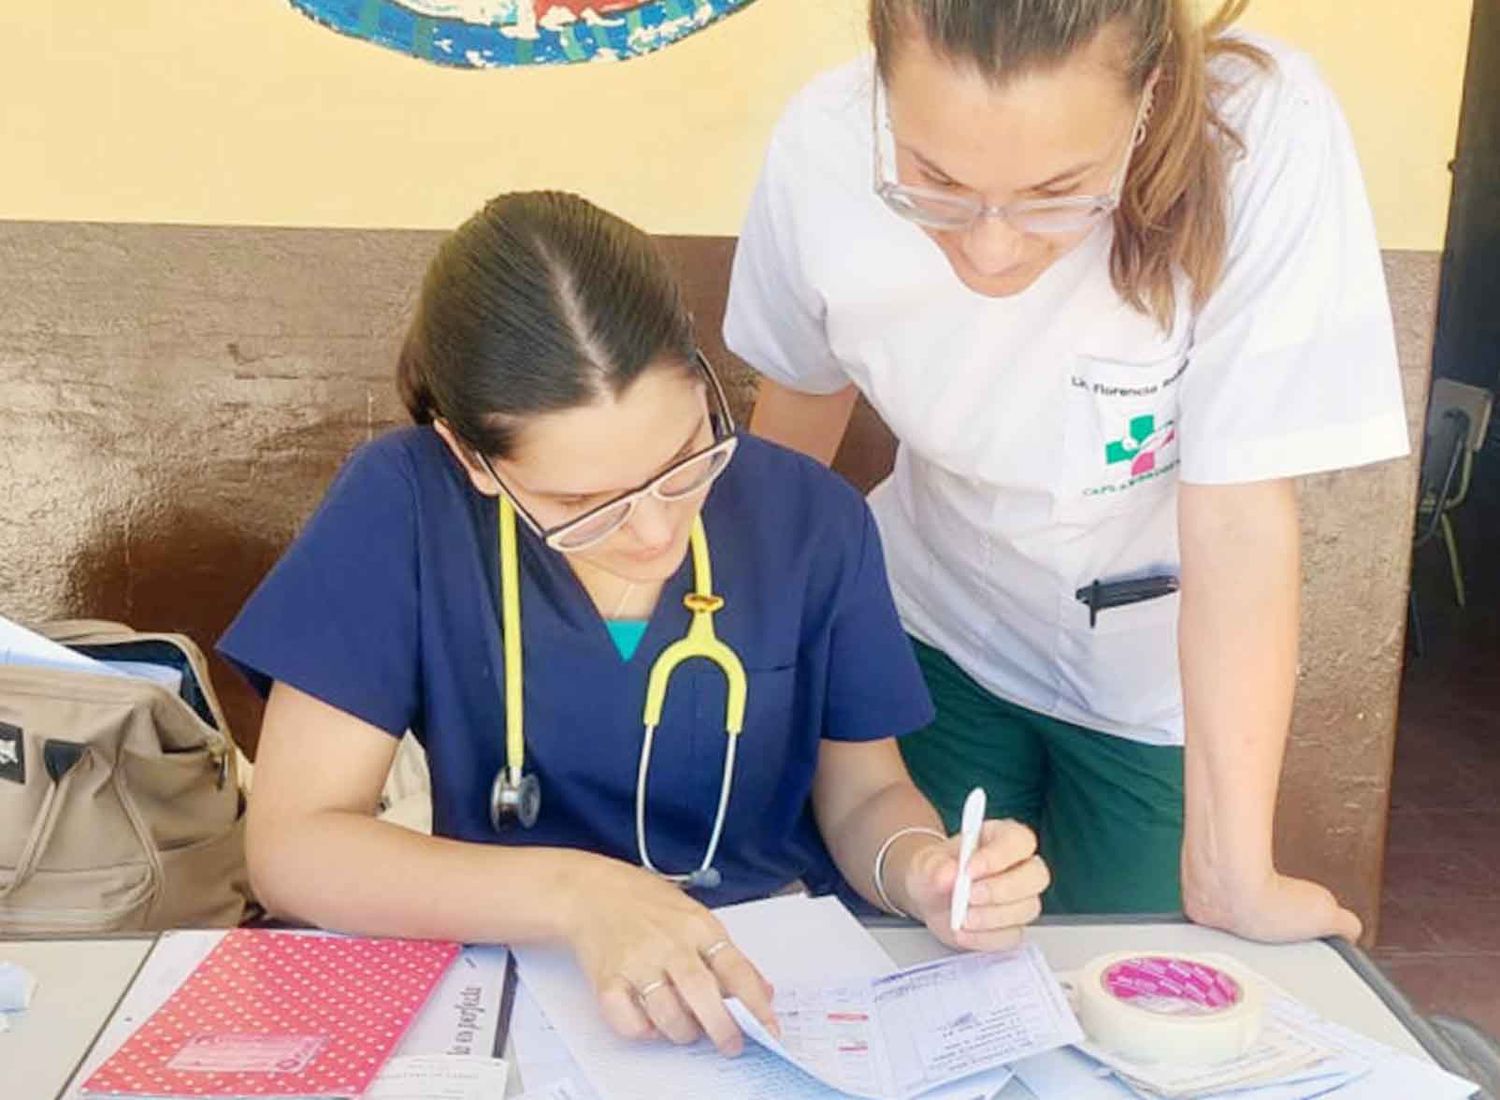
[1056,349,1188,522]
[647,663,799,806]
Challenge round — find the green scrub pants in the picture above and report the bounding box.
[899,639,1185,915]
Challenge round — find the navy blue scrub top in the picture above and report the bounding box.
[219,427,934,906]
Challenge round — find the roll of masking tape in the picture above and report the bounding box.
[1074,952,1265,1066]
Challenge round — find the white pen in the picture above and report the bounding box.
[949,786,987,932]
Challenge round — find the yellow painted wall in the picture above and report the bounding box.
[1234,0,1473,252]
[2,0,1472,248]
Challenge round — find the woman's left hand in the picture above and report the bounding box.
[900,819,1051,951]
[1186,869,1362,944]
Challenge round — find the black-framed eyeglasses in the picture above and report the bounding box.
[475,349,739,554]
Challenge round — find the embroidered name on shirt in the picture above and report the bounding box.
[1069,360,1187,399]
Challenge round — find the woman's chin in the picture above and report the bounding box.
[596,542,692,586]
[945,255,1048,298]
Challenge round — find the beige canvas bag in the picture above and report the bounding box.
[0,620,253,933]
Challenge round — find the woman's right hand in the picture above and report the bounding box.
[560,857,779,1056]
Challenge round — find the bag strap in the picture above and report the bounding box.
[0,741,88,900]
[112,759,168,911]
[0,740,166,907]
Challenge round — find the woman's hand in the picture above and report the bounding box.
[900,820,1050,951]
[560,857,778,1056]
[1185,868,1362,943]
[1178,481,1361,946]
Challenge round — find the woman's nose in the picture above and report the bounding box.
[958,214,1031,276]
[624,494,677,553]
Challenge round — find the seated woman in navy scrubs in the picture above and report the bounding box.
[221,191,1049,1056]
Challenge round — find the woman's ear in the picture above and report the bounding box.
[432,419,501,498]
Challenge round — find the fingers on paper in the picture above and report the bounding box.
[707,939,779,1041]
[598,976,659,1043]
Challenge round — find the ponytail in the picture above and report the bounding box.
[1115,1,1269,330]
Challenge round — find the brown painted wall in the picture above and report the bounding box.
[0,221,1437,934]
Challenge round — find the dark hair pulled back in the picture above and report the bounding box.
[398,190,696,458]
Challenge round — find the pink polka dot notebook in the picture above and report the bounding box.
[81,929,461,1099]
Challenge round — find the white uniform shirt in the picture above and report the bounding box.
[724,36,1409,746]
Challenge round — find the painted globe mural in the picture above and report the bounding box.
[289,0,759,67]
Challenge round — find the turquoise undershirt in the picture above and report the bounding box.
[605,619,649,661]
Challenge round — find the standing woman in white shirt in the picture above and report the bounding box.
[726,0,1408,941]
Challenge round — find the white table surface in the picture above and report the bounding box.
[4,936,155,1100]
[3,922,1436,1100]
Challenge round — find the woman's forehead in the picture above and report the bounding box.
[888,44,1134,191]
[503,370,705,496]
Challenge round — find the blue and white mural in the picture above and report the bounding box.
[289,0,759,67]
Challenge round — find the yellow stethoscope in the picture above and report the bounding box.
[488,495,748,890]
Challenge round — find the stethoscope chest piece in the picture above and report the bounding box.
[490,768,541,831]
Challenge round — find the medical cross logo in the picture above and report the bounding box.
[1105,414,1177,478]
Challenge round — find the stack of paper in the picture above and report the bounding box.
[512,894,1080,1100]
[729,948,1082,1098]
[0,615,183,692]
[1013,994,1479,1100]
[514,1082,591,1100]
[512,898,1479,1100]
[1074,998,1337,1098]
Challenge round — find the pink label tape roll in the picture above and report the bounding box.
[1076,952,1265,1066]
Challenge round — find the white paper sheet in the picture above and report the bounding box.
[513,895,1027,1100]
[366,1055,509,1100]
[1079,1009,1332,1099]
[395,942,510,1058]
[1013,1048,1139,1100]
[513,895,889,1100]
[515,1080,591,1100]
[1014,995,1478,1100]
[1014,1046,1367,1100]
[510,981,603,1100]
[0,615,124,677]
[98,659,185,693]
[729,947,1080,1099]
[513,974,1012,1100]
[1271,999,1477,1100]
[0,614,186,695]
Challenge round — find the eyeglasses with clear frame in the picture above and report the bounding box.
[475,350,739,554]
[871,75,1152,236]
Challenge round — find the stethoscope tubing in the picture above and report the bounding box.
[491,496,746,890]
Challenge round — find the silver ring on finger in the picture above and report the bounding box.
[700,939,732,963]
[634,978,669,1002]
